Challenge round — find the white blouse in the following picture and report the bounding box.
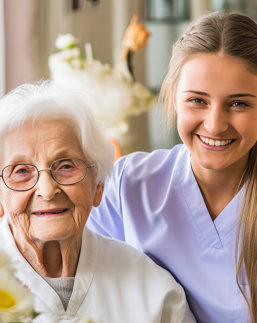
[0,217,195,323]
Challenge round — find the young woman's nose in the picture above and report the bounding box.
[203,104,229,135]
[34,171,61,200]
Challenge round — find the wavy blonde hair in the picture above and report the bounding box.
[159,11,257,322]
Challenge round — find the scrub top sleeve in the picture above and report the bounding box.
[87,155,127,241]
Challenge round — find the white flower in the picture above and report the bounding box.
[57,48,81,61]
[55,33,77,50]
[114,61,134,82]
[76,318,94,323]
[0,270,35,323]
[71,58,84,70]
[49,33,155,139]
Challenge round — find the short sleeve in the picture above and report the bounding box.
[86,155,128,241]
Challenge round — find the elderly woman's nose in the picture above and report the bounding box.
[34,171,61,200]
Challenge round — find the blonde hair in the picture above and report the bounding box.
[159,11,257,322]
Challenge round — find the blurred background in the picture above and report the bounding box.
[1,0,257,154]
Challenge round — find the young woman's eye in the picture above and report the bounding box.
[231,101,248,108]
[188,98,206,104]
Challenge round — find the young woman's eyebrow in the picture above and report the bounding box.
[183,91,257,98]
[227,93,256,98]
[183,90,210,96]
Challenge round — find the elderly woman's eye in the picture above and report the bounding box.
[6,165,34,183]
[54,160,78,175]
[13,165,30,175]
[17,168,28,174]
[58,162,75,170]
[60,164,72,169]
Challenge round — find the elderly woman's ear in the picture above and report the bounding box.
[93,184,104,207]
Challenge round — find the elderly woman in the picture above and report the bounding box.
[0,82,195,323]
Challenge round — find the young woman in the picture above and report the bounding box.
[87,11,257,323]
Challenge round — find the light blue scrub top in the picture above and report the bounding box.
[87,144,249,323]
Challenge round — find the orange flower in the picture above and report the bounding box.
[111,139,122,162]
[121,14,150,60]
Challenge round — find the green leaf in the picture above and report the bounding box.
[31,310,41,319]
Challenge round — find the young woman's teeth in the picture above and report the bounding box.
[199,136,233,146]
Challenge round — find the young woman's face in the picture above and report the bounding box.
[175,53,257,177]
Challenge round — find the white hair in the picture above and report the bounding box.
[0,81,115,183]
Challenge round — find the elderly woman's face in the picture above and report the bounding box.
[0,119,103,242]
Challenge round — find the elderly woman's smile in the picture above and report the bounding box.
[0,118,103,276]
[31,209,69,216]
[0,83,196,322]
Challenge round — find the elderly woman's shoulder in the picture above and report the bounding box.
[83,228,196,322]
[86,227,180,288]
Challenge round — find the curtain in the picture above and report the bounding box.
[0,0,5,96]
[4,0,42,93]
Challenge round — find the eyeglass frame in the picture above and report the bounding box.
[0,158,96,192]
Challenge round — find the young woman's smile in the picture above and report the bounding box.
[196,134,235,151]
[175,53,257,177]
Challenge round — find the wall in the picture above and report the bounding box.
[40,0,150,153]
[41,0,113,77]
[4,0,42,92]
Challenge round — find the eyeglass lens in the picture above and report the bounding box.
[2,158,88,191]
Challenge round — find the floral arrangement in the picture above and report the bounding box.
[48,15,155,147]
[0,251,37,322]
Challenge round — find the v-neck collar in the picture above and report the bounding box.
[176,147,243,249]
[0,218,98,318]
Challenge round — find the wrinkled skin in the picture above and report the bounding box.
[0,119,103,277]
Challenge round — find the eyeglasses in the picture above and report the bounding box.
[0,158,95,191]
